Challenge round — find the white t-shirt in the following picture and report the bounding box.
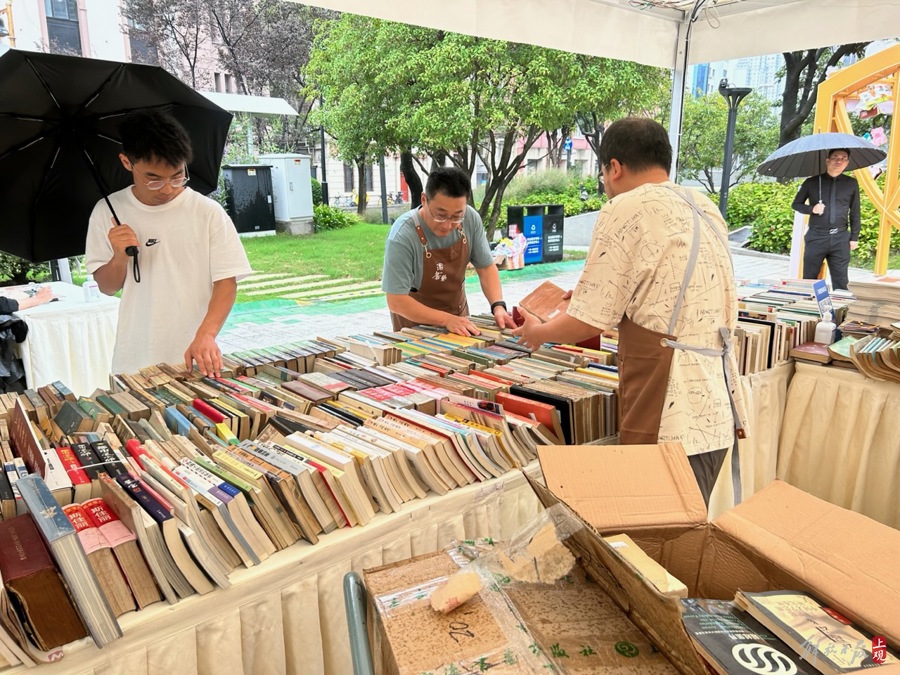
[85,186,252,374]
[567,181,749,455]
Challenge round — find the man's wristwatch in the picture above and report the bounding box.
[490,300,507,313]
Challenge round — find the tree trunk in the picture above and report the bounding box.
[779,43,870,149]
[400,149,423,208]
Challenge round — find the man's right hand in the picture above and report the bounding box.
[812,203,825,215]
[445,314,480,337]
[107,218,140,257]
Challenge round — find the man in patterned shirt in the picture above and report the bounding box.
[514,118,747,505]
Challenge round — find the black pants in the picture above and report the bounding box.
[803,229,851,291]
[688,448,727,508]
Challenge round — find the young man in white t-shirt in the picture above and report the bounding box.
[84,111,251,377]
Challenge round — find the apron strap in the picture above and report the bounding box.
[663,187,703,335]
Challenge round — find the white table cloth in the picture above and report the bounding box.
[14,468,542,675]
[15,281,118,396]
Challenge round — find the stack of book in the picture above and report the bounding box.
[846,276,900,328]
[0,319,627,660]
[683,590,899,674]
[736,280,850,375]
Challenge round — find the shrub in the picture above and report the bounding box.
[728,177,900,263]
[0,253,50,286]
[310,178,323,207]
[503,169,570,203]
[313,204,360,233]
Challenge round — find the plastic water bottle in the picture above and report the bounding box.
[83,274,100,302]
[814,311,836,345]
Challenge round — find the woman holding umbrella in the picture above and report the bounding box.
[790,148,860,291]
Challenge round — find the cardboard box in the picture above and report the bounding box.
[527,442,900,674]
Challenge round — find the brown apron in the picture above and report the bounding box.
[390,209,470,331]
[617,187,746,498]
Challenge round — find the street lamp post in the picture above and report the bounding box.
[717,78,752,220]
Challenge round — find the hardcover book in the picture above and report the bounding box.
[0,514,88,651]
[16,475,122,647]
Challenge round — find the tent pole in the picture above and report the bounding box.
[668,0,707,182]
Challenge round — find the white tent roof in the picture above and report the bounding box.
[200,91,298,117]
[289,0,900,69]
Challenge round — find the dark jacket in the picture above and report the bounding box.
[791,172,861,241]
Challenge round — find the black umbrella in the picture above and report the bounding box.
[0,49,232,264]
[757,132,885,178]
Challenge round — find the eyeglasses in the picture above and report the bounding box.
[827,156,849,163]
[426,201,465,224]
[143,166,190,190]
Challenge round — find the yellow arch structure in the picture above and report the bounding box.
[814,44,900,275]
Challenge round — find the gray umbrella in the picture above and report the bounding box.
[757,132,885,178]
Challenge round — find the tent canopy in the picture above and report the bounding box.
[200,91,298,117]
[286,0,900,69]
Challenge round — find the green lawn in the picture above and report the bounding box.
[237,224,389,302]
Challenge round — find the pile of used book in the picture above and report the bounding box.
[736,278,849,374]
[0,319,625,663]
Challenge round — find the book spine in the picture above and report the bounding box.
[54,446,91,485]
[91,440,128,477]
[115,474,171,524]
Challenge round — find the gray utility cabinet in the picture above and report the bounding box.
[257,153,314,223]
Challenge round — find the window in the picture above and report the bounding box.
[225,74,236,94]
[127,18,157,65]
[45,0,80,54]
[214,73,224,93]
[366,165,374,192]
[343,163,354,192]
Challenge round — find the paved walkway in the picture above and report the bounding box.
[218,248,885,352]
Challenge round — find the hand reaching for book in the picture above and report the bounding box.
[445,314,480,337]
[511,306,543,350]
[185,332,223,377]
[492,305,517,330]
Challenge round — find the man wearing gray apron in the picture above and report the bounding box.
[514,118,748,506]
[382,167,515,336]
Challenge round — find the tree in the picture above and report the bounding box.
[308,17,590,234]
[679,93,779,194]
[123,0,206,87]
[779,43,869,147]
[123,0,330,154]
[571,56,670,194]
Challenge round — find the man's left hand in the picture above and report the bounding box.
[510,307,544,350]
[185,332,223,377]
[493,306,517,330]
[850,240,859,251]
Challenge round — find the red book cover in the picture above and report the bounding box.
[496,391,559,430]
[192,398,226,424]
[54,446,91,486]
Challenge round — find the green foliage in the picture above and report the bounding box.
[312,204,360,232]
[679,93,779,193]
[310,178,323,206]
[502,169,570,203]
[728,178,900,265]
[0,253,50,286]
[306,16,668,234]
